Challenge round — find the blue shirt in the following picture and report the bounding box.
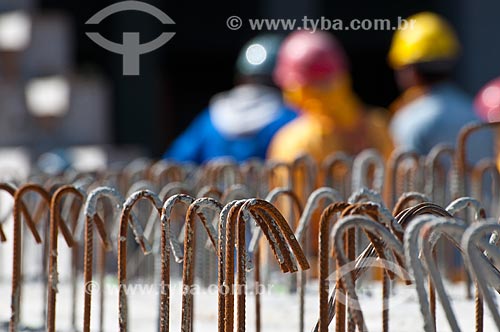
[390,83,493,163]
[164,106,297,163]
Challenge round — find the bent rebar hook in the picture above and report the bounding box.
[446,196,487,299]
[392,192,430,216]
[330,215,405,332]
[249,187,303,249]
[118,190,162,332]
[463,222,500,330]
[82,186,118,332]
[404,215,449,332]
[160,193,196,332]
[0,183,30,243]
[322,152,353,200]
[292,154,318,203]
[471,159,500,218]
[293,188,342,332]
[351,149,385,194]
[317,202,350,332]
[10,183,73,332]
[180,197,223,332]
[46,185,86,332]
[453,122,500,199]
[386,149,421,208]
[295,187,342,243]
[314,201,452,332]
[418,217,486,332]
[82,186,152,332]
[222,199,309,332]
[424,144,454,204]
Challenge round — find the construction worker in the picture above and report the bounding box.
[266,31,393,277]
[475,77,500,123]
[474,77,500,170]
[164,34,296,164]
[388,12,493,162]
[267,31,393,164]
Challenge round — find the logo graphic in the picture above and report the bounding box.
[86,1,175,75]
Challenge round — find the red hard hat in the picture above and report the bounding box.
[273,31,348,88]
[475,77,500,122]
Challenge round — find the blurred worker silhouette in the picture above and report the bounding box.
[267,30,393,163]
[475,77,500,123]
[163,34,297,164]
[474,77,500,171]
[266,31,392,278]
[389,12,493,161]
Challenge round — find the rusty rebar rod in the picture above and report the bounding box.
[453,122,500,200]
[240,159,266,197]
[385,149,420,209]
[446,197,487,302]
[264,187,303,237]
[330,215,405,332]
[47,185,84,332]
[419,218,471,332]
[148,160,185,188]
[197,185,223,200]
[160,193,196,332]
[203,160,242,191]
[0,183,29,243]
[0,183,19,242]
[314,201,451,332]
[120,158,152,192]
[266,161,293,192]
[292,154,318,203]
[180,197,222,332]
[217,200,245,332]
[294,187,342,244]
[471,159,500,218]
[322,152,353,200]
[424,144,454,204]
[256,187,304,331]
[405,215,446,332]
[221,184,252,203]
[318,202,350,332]
[294,187,342,332]
[223,199,309,332]
[392,192,430,216]
[10,183,70,332]
[82,186,150,332]
[351,149,385,194]
[463,222,500,329]
[118,190,161,332]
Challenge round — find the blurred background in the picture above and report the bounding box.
[0,0,499,166]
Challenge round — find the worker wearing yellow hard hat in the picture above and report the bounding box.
[388,12,493,164]
[388,12,460,70]
[389,12,495,281]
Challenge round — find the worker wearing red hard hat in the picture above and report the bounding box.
[475,77,500,170]
[266,31,392,277]
[267,30,393,164]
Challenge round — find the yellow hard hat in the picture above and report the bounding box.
[388,12,460,69]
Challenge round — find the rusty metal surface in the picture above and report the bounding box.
[2,122,500,332]
[47,185,85,332]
